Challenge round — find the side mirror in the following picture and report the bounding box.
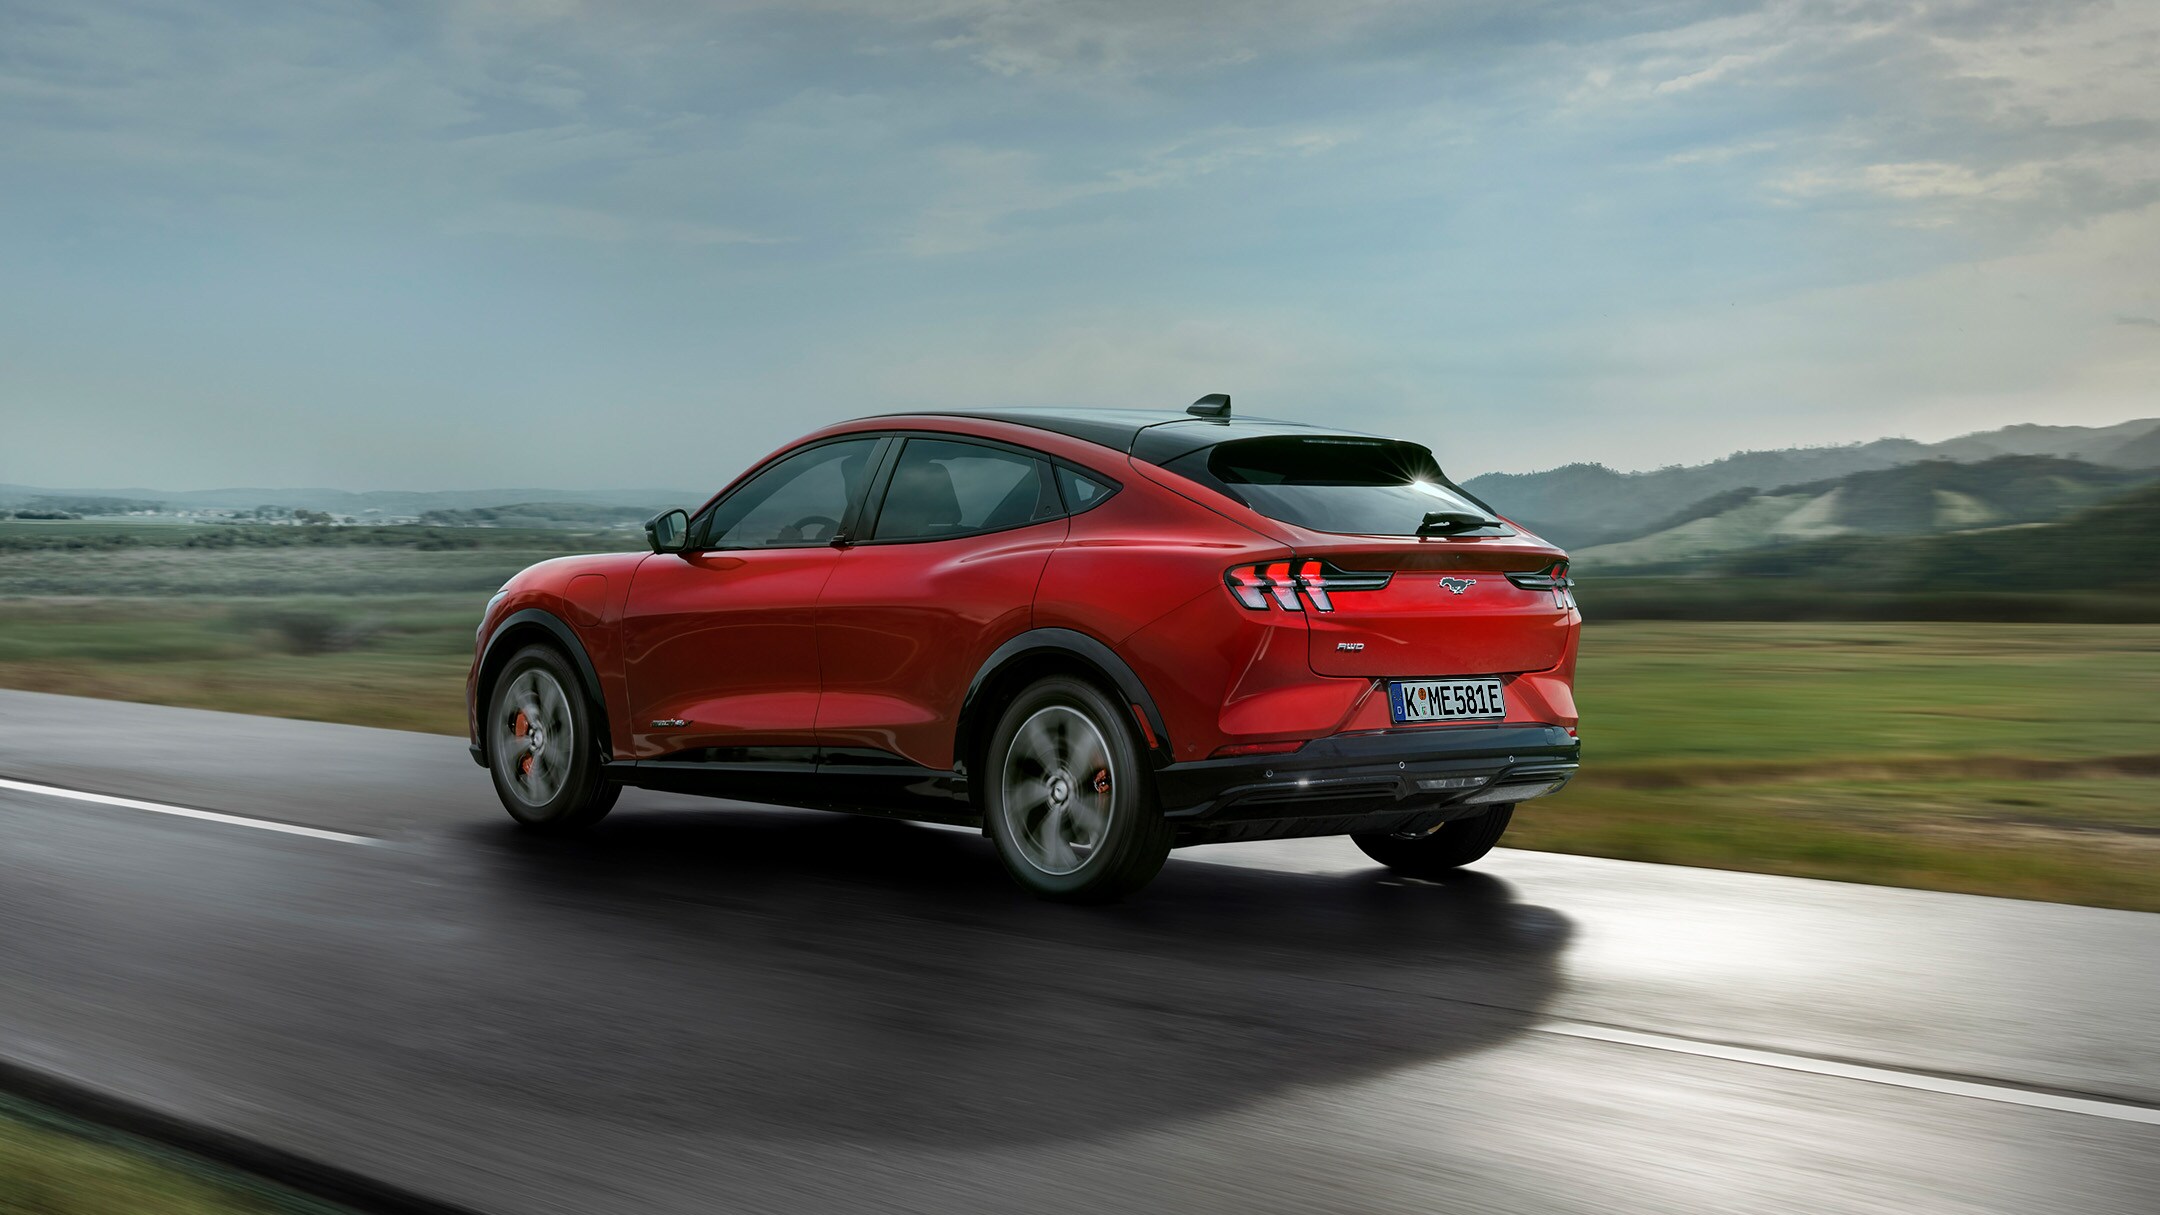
[644,508,691,554]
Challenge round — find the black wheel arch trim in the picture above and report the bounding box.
[958,628,1171,772]
[473,607,609,764]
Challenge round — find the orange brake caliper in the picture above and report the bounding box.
[514,710,533,776]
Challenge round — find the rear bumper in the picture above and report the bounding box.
[1154,724,1579,832]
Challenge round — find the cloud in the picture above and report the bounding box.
[1776,160,2052,201]
[901,125,1352,256]
[4,0,2160,490]
[1651,52,1762,95]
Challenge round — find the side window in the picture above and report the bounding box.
[1055,464,1118,514]
[702,438,881,548]
[872,439,1053,542]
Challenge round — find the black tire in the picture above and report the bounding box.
[485,644,617,834]
[982,675,1172,903]
[1352,805,1514,878]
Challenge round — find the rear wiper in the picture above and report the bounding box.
[1417,511,1491,537]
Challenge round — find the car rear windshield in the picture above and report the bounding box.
[1166,435,1502,537]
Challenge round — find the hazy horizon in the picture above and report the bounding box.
[6,408,2158,498]
[5,1,2157,492]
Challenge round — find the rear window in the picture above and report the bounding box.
[1167,436,1503,537]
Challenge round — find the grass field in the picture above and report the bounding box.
[0,1095,338,1215]
[1,522,2155,910]
[1513,623,2160,911]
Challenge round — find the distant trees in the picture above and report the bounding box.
[417,502,654,528]
[10,496,161,517]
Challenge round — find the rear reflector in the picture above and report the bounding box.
[1130,704,1160,749]
[1463,778,1567,805]
[1415,775,1489,792]
[1210,740,1309,759]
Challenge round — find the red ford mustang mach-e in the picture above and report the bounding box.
[468,397,1580,900]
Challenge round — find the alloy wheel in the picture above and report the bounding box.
[999,705,1116,876]
[496,666,573,807]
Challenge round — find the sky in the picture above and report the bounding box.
[2,0,2157,492]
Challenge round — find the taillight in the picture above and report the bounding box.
[1503,561,1572,590]
[1223,561,1391,612]
[1295,560,1332,612]
[1505,562,1575,607]
[1224,565,1271,610]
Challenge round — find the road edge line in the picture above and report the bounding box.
[1540,1020,2160,1125]
[0,776,377,845]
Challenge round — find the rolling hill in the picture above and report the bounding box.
[1717,480,2160,592]
[1571,456,2159,569]
[1465,417,2160,549]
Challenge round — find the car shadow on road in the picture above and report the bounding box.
[443,804,1574,1149]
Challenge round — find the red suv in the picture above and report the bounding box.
[468,397,1580,901]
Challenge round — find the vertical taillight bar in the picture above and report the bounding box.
[1224,565,1271,610]
[1295,560,1332,612]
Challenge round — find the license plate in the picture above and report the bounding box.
[1389,679,1505,724]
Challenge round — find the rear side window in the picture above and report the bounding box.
[1167,436,1501,537]
[1055,465,1117,514]
[871,438,1056,541]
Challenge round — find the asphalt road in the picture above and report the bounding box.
[1,688,2155,1214]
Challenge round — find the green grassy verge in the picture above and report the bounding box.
[0,1095,341,1215]
[0,597,479,733]
[1515,622,2160,909]
[1510,777,2160,912]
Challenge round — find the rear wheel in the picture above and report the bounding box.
[486,644,617,834]
[1353,805,1513,878]
[983,676,1172,902]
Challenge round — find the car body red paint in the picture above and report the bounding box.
[469,405,1582,894]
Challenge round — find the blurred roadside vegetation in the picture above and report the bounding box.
[1,519,2156,910]
[0,1094,342,1215]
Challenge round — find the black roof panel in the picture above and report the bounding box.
[876,407,1385,464]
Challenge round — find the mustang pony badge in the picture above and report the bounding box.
[1438,577,1477,595]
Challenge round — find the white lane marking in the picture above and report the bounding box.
[1540,1020,2160,1126]
[0,777,377,846]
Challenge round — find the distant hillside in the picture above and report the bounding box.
[1466,417,2160,548]
[1718,481,2160,592]
[1920,418,2160,465]
[1574,456,2158,568]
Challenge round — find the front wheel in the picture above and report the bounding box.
[983,676,1172,902]
[1353,805,1513,878]
[486,644,617,834]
